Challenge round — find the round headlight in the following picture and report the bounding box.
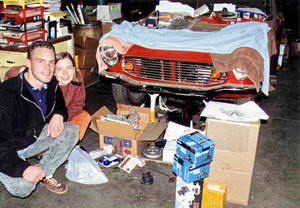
[232,68,247,80]
[100,46,120,66]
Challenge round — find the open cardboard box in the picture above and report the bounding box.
[90,104,167,156]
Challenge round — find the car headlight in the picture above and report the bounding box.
[100,46,120,66]
[232,68,247,80]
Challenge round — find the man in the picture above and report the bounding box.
[0,41,79,198]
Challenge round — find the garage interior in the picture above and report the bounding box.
[0,0,299,208]
[1,51,299,208]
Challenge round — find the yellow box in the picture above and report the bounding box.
[202,180,227,208]
[3,0,43,8]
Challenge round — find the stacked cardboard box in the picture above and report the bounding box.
[75,36,99,69]
[74,22,102,69]
[205,118,261,206]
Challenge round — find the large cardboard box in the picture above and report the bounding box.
[205,118,261,206]
[74,36,99,49]
[91,104,167,156]
[75,47,97,69]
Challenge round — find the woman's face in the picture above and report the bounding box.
[55,58,75,86]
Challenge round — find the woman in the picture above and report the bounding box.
[55,52,91,140]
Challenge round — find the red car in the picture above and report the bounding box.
[97,3,283,105]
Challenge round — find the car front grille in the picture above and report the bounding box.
[122,57,226,86]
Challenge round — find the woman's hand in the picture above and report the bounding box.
[47,114,64,138]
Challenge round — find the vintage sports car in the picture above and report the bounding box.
[96,3,282,105]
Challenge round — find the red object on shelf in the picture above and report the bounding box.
[0,4,4,14]
[200,15,230,25]
[4,29,46,46]
[2,5,45,46]
[200,14,265,25]
[3,6,44,25]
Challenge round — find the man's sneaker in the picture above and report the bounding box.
[41,176,68,194]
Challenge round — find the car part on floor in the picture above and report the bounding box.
[142,146,163,159]
[141,172,154,185]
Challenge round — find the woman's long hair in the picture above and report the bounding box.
[55,52,83,85]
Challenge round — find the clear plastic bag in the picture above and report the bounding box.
[66,146,108,185]
[127,108,141,130]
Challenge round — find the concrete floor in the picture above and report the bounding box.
[0,56,299,208]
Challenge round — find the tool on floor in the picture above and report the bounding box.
[148,167,176,183]
[141,172,154,185]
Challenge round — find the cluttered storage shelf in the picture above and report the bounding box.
[1,0,46,47]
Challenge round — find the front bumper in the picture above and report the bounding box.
[101,70,257,98]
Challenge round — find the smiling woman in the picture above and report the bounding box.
[55,53,77,86]
[55,52,91,140]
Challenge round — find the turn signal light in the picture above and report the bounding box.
[124,62,134,70]
[211,70,220,79]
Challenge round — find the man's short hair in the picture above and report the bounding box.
[27,41,55,59]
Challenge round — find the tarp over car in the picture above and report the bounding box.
[100,21,274,95]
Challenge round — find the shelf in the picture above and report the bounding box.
[4,29,46,46]
[3,0,43,8]
[3,6,44,25]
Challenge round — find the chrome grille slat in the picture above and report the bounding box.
[123,57,226,85]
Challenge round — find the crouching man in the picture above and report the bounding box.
[0,41,79,198]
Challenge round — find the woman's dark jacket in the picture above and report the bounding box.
[0,71,68,177]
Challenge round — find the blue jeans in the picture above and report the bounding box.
[0,122,79,198]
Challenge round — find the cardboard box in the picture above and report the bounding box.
[202,179,227,208]
[175,176,203,208]
[205,118,261,206]
[101,22,113,35]
[74,36,99,49]
[96,104,150,139]
[208,166,252,206]
[97,3,122,22]
[99,135,149,157]
[75,47,97,69]
[91,104,167,156]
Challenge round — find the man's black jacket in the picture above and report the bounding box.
[0,71,68,177]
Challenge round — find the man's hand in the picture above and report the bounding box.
[23,165,46,183]
[47,114,64,138]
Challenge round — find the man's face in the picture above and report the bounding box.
[26,47,56,85]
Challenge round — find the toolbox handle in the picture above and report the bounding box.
[6,60,15,64]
